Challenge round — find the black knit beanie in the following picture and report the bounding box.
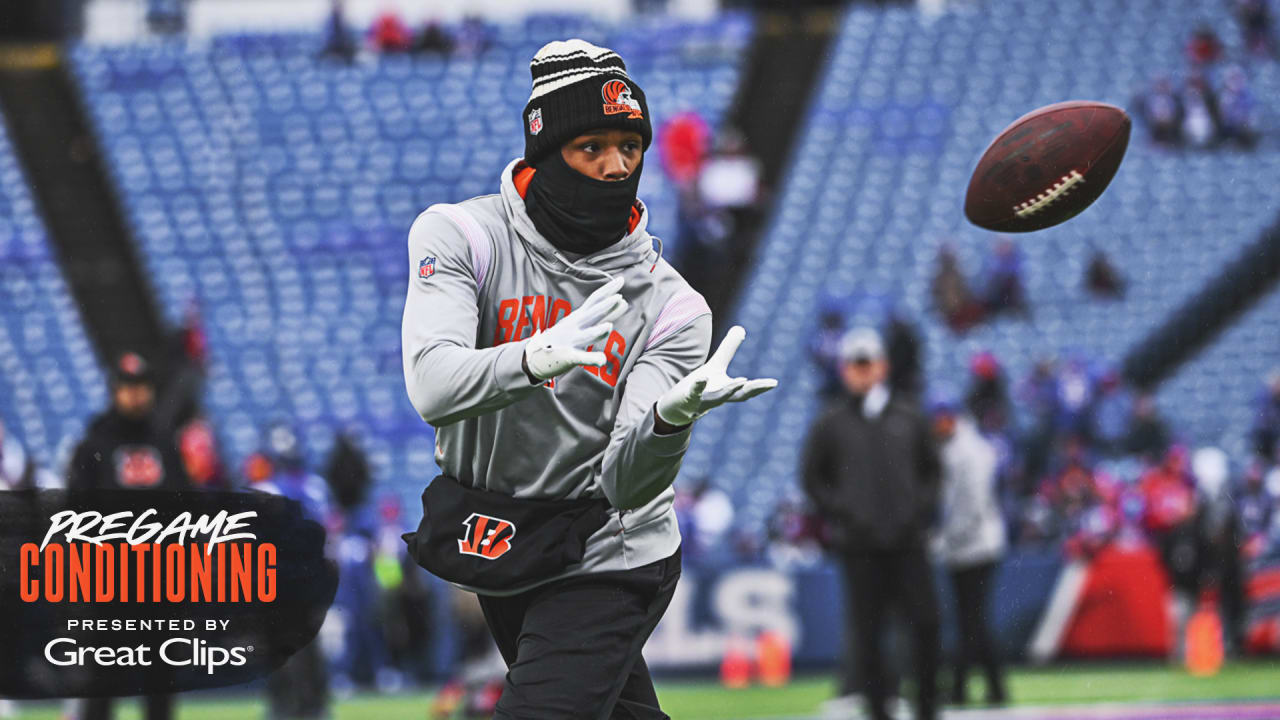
[522,39,653,167]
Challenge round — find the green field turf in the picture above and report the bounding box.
[7,661,1279,719]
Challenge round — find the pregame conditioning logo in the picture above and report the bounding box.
[0,490,337,699]
[601,79,643,119]
[457,513,516,560]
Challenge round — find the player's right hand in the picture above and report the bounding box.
[523,276,628,381]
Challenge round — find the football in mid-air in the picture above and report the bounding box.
[964,100,1131,233]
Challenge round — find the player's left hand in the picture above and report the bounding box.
[655,325,778,428]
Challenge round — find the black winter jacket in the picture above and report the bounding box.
[801,391,941,551]
[67,409,189,491]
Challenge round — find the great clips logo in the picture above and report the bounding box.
[0,490,337,699]
[492,294,629,387]
[457,513,515,560]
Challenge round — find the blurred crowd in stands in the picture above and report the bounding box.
[1135,3,1273,149]
[321,1,495,63]
[931,238,1125,335]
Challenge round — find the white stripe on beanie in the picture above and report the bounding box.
[528,39,631,102]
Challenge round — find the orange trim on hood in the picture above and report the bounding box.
[513,162,536,199]
[512,160,643,234]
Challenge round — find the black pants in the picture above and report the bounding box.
[949,561,1006,704]
[82,695,172,720]
[479,550,681,720]
[265,638,329,719]
[843,546,940,720]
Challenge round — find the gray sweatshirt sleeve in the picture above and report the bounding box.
[401,208,539,427]
[600,312,712,510]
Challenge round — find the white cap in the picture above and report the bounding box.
[839,327,884,363]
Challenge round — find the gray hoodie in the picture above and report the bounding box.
[401,158,711,595]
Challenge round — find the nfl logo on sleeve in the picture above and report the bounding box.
[419,256,436,279]
[528,108,543,135]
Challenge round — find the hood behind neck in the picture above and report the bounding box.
[499,158,660,276]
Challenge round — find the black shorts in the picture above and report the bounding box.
[478,549,681,720]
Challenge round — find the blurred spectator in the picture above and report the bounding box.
[1019,358,1061,462]
[325,432,372,510]
[885,312,923,399]
[1186,23,1224,66]
[1251,370,1280,461]
[965,351,1011,436]
[369,9,411,53]
[674,184,733,323]
[453,15,494,57]
[321,0,356,63]
[413,20,453,56]
[146,0,186,34]
[809,305,848,398]
[322,433,396,692]
[685,477,736,566]
[932,245,982,332]
[373,496,434,684]
[1055,358,1094,440]
[1125,392,1171,461]
[930,400,1008,707]
[1039,437,1103,539]
[980,238,1028,318]
[257,423,333,720]
[1192,447,1247,654]
[658,111,710,187]
[0,420,58,490]
[154,303,209,436]
[1085,249,1126,298]
[696,128,762,214]
[695,128,764,328]
[178,416,226,488]
[802,327,941,720]
[1181,73,1222,148]
[1219,66,1262,148]
[634,0,670,13]
[68,352,188,492]
[258,423,334,524]
[434,588,504,718]
[1237,0,1276,57]
[765,497,825,569]
[1139,447,1200,593]
[243,451,274,486]
[1088,370,1134,455]
[1137,76,1184,147]
[1238,459,1276,557]
[70,352,186,720]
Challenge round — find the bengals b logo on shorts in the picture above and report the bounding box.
[457,513,516,560]
[601,79,643,119]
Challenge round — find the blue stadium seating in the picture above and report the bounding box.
[70,13,751,503]
[682,0,1280,533]
[0,118,106,471]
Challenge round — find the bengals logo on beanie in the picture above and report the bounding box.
[601,79,643,119]
[522,39,652,166]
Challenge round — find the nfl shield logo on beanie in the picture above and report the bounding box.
[528,108,543,135]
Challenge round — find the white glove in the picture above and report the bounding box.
[523,276,628,381]
[656,325,778,427]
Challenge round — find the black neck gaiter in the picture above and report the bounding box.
[524,153,642,255]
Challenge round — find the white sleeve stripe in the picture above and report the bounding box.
[429,204,491,292]
[645,291,711,351]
